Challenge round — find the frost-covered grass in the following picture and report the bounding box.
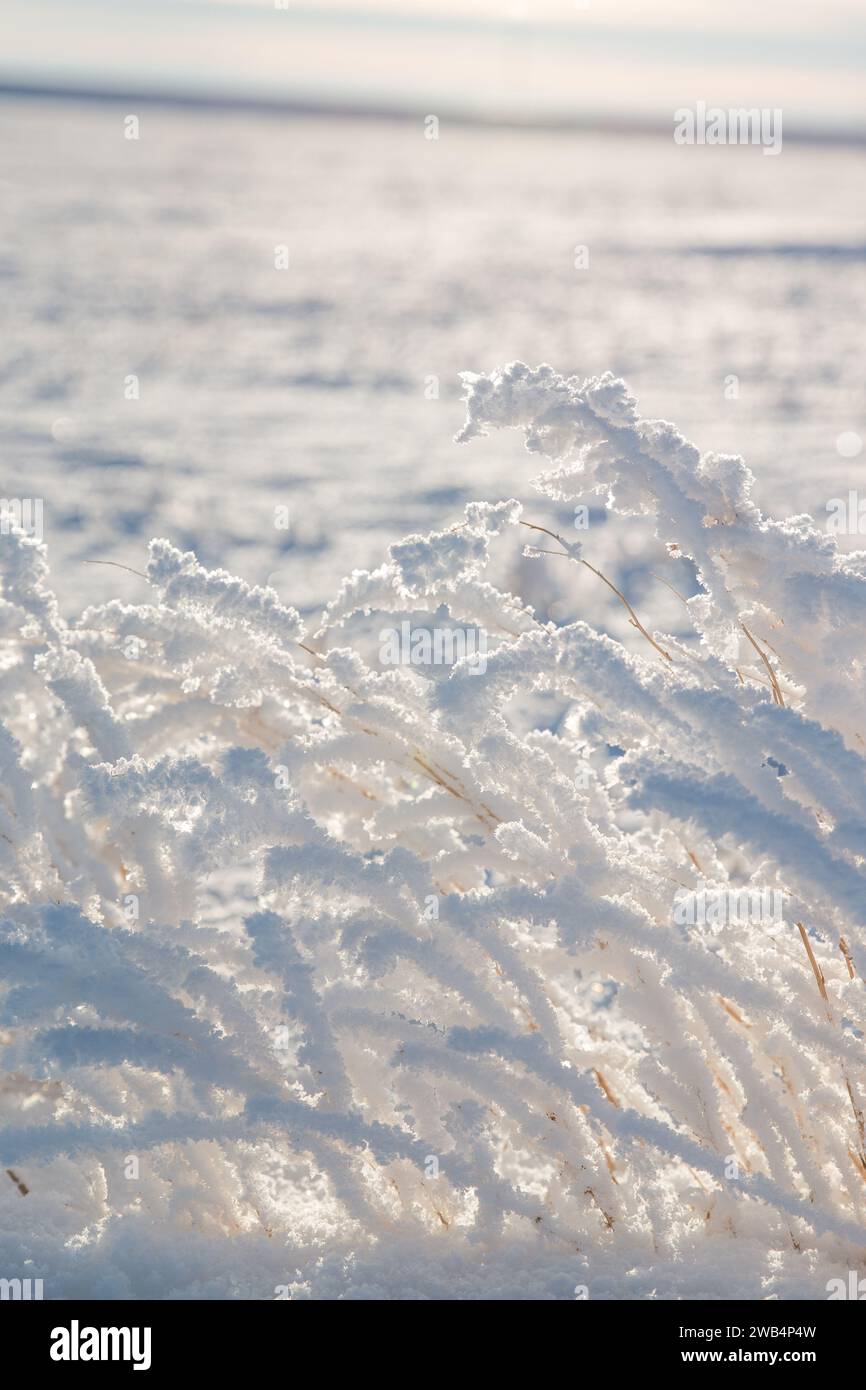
[2,362,866,1300]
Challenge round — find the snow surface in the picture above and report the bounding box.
[1,95,865,636]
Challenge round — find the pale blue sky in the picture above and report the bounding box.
[2,0,865,132]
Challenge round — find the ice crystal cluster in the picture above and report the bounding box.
[2,363,865,1300]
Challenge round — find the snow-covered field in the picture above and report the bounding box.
[2,95,866,1301]
[2,96,865,626]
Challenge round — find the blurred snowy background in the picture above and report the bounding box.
[1,0,865,631]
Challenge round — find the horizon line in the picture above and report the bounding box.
[2,80,865,146]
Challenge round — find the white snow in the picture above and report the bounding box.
[2,362,866,1299]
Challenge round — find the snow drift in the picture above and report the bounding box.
[2,362,866,1299]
